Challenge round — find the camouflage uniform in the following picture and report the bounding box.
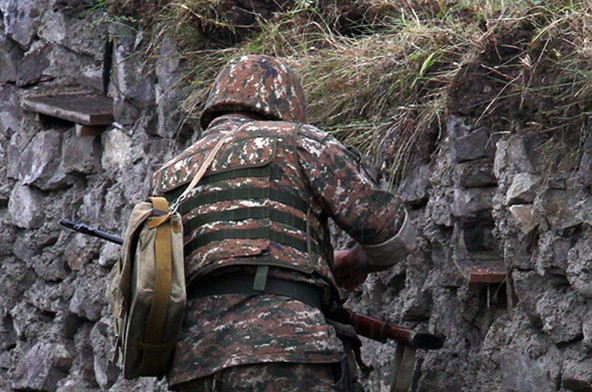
[151,55,416,391]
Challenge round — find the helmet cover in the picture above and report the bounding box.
[200,55,308,129]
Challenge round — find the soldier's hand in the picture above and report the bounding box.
[333,244,369,291]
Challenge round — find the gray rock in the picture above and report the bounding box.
[499,349,558,392]
[0,83,22,138]
[540,187,583,231]
[506,173,539,205]
[98,241,120,269]
[509,204,536,234]
[567,237,592,299]
[583,317,592,349]
[154,35,190,139]
[12,342,72,392]
[494,136,535,177]
[451,127,496,163]
[8,183,45,229]
[16,42,51,86]
[62,128,101,175]
[534,231,570,276]
[562,358,592,392]
[579,134,592,188]
[25,279,72,314]
[6,116,40,179]
[0,211,16,255]
[535,286,584,344]
[398,163,431,206]
[111,28,155,125]
[18,129,63,189]
[38,8,106,58]
[0,36,23,82]
[34,252,70,282]
[457,162,497,188]
[90,320,119,389]
[0,0,47,49]
[0,300,18,351]
[68,266,108,321]
[451,187,495,219]
[101,128,132,172]
[64,234,100,271]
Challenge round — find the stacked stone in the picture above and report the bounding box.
[0,1,187,391]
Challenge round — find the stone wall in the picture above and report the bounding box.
[0,2,590,392]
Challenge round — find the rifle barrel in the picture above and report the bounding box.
[60,218,124,245]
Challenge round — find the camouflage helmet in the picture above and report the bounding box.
[200,55,308,130]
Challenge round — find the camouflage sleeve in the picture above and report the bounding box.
[297,125,416,269]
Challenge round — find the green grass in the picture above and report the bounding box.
[106,0,592,186]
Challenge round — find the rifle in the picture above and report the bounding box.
[60,218,123,245]
[328,306,443,350]
[60,218,444,348]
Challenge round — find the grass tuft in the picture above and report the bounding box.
[106,0,592,186]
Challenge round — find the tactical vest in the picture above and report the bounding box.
[152,118,334,286]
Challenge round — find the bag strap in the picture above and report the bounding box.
[170,132,234,214]
[141,196,175,373]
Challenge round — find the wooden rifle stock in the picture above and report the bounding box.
[330,307,444,350]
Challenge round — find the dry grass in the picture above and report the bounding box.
[105,0,592,186]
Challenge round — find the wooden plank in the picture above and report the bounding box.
[22,94,114,126]
[453,251,507,284]
[469,267,507,284]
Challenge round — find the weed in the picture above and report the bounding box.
[105,0,592,186]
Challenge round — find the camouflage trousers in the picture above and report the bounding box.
[171,362,344,392]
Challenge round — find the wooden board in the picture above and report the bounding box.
[22,94,114,126]
[453,252,507,284]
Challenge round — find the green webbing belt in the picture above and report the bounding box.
[183,207,307,234]
[184,227,323,256]
[165,166,282,203]
[178,187,309,216]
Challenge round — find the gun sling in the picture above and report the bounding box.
[187,271,326,311]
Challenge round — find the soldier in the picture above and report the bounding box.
[151,55,416,391]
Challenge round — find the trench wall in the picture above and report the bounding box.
[0,2,590,391]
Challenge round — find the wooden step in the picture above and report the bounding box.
[453,253,507,284]
[22,93,114,136]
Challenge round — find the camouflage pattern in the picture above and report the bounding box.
[150,56,410,388]
[173,361,341,392]
[167,291,344,386]
[200,55,307,130]
[153,115,336,285]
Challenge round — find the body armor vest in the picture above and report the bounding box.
[152,118,334,285]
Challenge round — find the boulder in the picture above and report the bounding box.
[562,358,592,392]
[451,127,496,163]
[16,43,51,86]
[0,36,23,82]
[68,266,108,321]
[7,183,45,229]
[38,8,106,58]
[17,129,63,189]
[0,0,47,49]
[398,163,431,206]
[535,286,584,344]
[457,162,497,188]
[506,173,539,205]
[62,128,101,175]
[494,136,535,178]
[101,128,132,172]
[567,237,592,299]
[12,342,72,392]
[452,187,495,220]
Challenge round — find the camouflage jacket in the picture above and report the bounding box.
[151,114,414,386]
